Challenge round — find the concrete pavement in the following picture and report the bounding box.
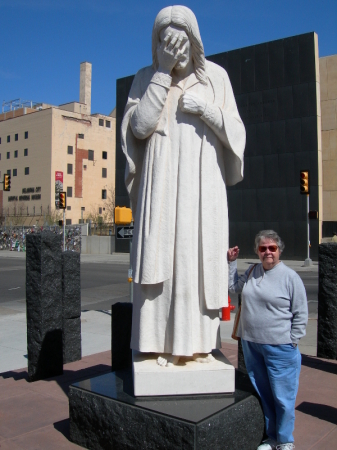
[1,251,335,450]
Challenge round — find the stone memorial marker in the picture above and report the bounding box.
[26,231,63,381]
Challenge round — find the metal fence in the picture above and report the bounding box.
[0,225,82,252]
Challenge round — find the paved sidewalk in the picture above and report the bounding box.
[0,345,336,450]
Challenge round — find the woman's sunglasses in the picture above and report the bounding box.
[258,245,278,253]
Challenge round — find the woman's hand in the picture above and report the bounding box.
[227,246,239,262]
[179,92,206,115]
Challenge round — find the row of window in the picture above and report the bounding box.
[99,119,111,128]
[66,163,107,177]
[67,146,108,160]
[0,131,28,144]
[6,168,30,176]
[0,149,28,160]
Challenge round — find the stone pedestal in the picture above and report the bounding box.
[69,369,264,450]
[62,251,81,363]
[26,231,63,381]
[133,349,234,396]
[317,243,337,359]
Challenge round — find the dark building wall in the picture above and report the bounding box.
[115,33,320,259]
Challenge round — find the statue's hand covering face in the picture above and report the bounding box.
[121,5,246,361]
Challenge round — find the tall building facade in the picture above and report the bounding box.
[0,62,115,225]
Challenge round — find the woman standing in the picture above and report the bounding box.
[228,230,308,450]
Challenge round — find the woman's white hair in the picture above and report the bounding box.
[152,5,207,85]
[254,230,285,254]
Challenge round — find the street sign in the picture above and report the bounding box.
[116,225,134,239]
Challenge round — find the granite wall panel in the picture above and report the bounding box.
[115,32,319,259]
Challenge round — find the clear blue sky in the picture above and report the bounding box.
[1,0,336,116]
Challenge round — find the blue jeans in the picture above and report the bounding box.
[241,340,301,444]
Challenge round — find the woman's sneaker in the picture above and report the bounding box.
[257,438,278,450]
[276,444,295,450]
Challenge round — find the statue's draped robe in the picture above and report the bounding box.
[122,61,245,355]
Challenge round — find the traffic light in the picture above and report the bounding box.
[4,174,11,191]
[300,170,310,195]
[59,192,66,209]
[115,206,132,224]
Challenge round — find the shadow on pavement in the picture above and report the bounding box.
[301,354,337,375]
[296,402,337,425]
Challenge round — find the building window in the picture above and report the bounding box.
[66,219,72,225]
[7,152,10,159]
[13,169,17,176]
[25,167,29,175]
[0,154,1,160]
[102,168,107,178]
[78,133,84,139]
[67,145,73,155]
[99,207,102,214]
[15,133,18,141]
[67,164,73,174]
[14,150,18,158]
[7,169,11,176]
[99,119,104,126]
[24,148,28,156]
[67,206,71,211]
[102,189,107,199]
[83,165,87,170]
[7,135,10,143]
[67,186,73,197]
[105,120,111,128]
[0,137,1,144]
[102,151,107,159]
[88,150,94,161]
[24,131,28,139]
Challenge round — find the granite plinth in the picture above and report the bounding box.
[62,251,81,363]
[317,243,337,359]
[133,349,234,396]
[26,231,63,381]
[111,302,132,371]
[69,369,264,450]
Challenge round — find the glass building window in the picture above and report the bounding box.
[67,164,73,174]
[102,189,107,199]
[13,169,17,176]
[15,133,18,141]
[66,219,72,225]
[102,151,107,159]
[14,150,18,158]
[67,145,73,155]
[7,169,11,176]
[105,120,111,128]
[78,133,84,139]
[7,135,10,143]
[67,206,71,211]
[25,167,29,175]
[24,131,28,139]
[24,148,28,156]
[7,152,10,159]
[88,150,94,161]
[67,186,73,197]
[102,168,107,178]
[99,207,102,214]
[99,119,104,126]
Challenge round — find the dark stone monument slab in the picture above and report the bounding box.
[69,369,264,450]
[317,243,337,359]
[26,231,63,381]
[111,302,132,371]
[62,251,81,363]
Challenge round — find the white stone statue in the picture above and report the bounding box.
[122,5,245,367]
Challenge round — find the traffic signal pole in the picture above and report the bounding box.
[63,210,66,251]
[304,193,312,267]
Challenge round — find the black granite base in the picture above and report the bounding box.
[69,369,264,450]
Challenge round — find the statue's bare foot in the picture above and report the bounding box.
[157,355,180,367]
[193,353,215,363]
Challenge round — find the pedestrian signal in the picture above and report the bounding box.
[59,192,66,209]
[4,174,11,191]
[115,206,132,224]
[300,171,309,195]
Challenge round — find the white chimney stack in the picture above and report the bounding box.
[79,62,92,115]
